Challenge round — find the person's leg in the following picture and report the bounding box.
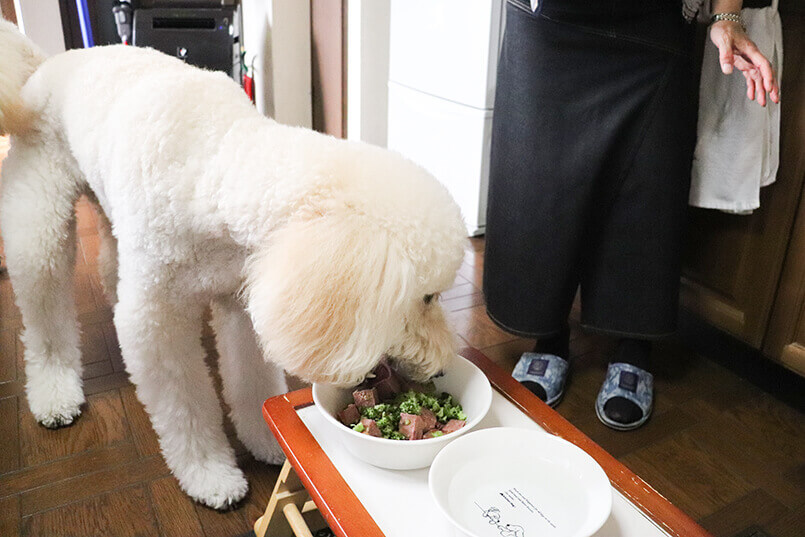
[580,22,697,428]
[486,3,694,406]
[485,4,620,404]
[483,4,594,342]
[612,338,652,370]
[533,323,571,361]
[485,2,643,342]
[604,338,652,423]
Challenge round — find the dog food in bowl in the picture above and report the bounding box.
[338,384,467,440]
[335,361,467,440]
[312,353,493,470]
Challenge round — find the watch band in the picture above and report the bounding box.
[711,12,746,31]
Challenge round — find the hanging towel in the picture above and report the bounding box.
[682,0,706,22]
[689,0,783,215]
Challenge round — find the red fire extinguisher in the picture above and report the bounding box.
[243,72,255,104]
[241,53,256,105]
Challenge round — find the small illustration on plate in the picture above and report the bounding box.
[475,503,525,537]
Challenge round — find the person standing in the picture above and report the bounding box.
[483,0,779,430]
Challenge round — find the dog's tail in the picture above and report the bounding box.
[0,19,46,136]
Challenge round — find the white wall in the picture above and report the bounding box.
[13,0,65,56]
[346,0,390,147]
[241,0,312,128]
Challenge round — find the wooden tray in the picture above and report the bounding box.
[262,348,712,537]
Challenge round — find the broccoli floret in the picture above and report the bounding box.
[352,422,365,433]
[375,412,401,437]
[439,393,467,420]
[434,406,451,422]
[398,394,422,414]
[359,403,383,420]
[417,392,441,412]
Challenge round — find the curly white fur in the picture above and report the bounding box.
[0,21,467,509]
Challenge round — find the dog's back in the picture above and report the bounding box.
[2,34,255,200]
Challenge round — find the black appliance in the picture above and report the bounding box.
[131,4,239,79]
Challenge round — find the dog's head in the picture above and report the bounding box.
[244,146,467,386]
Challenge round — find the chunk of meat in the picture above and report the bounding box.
[352,388,379,409]
[337,403,361,426]
[398,413,425,440]
[419,407,438,430]
[441,419,466,434]
[369,361,403,400]
[360,418,383,437]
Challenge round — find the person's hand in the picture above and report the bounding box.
[710,20,780,106]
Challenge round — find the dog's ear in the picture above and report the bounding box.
[244,214,413,386]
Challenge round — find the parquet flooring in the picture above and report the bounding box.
[1,137,803,537]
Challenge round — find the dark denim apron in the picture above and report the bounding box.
[483,0,697,338]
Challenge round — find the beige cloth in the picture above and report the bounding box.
[683,0,707,21]
[689,0,783,214]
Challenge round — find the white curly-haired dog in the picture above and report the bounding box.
[0,21,466,508]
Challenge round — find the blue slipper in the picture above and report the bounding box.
[512,353,569,407]
[595,362,653,431]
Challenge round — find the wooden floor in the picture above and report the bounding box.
[0,137,803,537]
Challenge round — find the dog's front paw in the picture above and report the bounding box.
[180,461,249,511]
[26,369,85,429]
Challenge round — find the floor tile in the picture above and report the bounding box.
[119,385,161,457]
[20,456,169,516]
[0,328,18,383]
[698,489,789,537]
[0,443,138,498]
[0,496,20,537]
[19,391,130,467]
[150,477,205,537]
[22,485,160,537]
[621,430,756,520]
[0,396,20,473]
[447,305,518,348]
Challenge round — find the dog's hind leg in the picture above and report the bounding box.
[0,141,85,428]
[114,277,247,509]
[211,297,287,466]
[95,208,118,305]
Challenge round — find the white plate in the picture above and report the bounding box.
[429,427,612,537]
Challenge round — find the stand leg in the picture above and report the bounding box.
[254,460,316,537]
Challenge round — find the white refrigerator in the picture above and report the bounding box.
[387,0,505,236]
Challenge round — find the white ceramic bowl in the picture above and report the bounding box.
[312,353,493,470]
[429,427,612,537]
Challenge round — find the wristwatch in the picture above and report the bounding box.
[711,12,746,31]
